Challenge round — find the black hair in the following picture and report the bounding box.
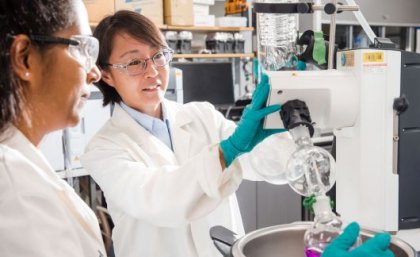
[0,0,76,135]
[94,10,167,106]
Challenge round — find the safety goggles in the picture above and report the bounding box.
[29,35,99,72]
[105,49,174,76]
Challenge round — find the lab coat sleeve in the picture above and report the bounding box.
[0,154,85,256]
[238,132,296,181]
[208,103,296,182]
[81,137,243,228]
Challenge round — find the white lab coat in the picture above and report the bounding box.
[81,100,294,257]
[0,127,106,257]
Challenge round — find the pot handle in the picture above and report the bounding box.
[210,226,238,257]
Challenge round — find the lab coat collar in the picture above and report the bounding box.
[163,99,193,128]
[111,102,174,165]
[111,100,194,165]
[162,99,193,164]
[119,101,171,133]
[1,126,65,189]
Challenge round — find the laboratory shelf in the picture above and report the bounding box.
[160,25,254,32]
[89,23,254,32]
[174,53,254,59]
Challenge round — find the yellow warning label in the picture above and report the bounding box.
[363,52,384,63]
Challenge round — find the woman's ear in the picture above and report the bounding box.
[10,34,34,82]
[101,69,116,88]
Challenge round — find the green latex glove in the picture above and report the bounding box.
[220,73,287,167]
[322,222,394,257]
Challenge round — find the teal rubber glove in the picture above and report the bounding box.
[220,73,287,167]
[322,222,394,257]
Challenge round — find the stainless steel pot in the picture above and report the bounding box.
[210,222,416,257]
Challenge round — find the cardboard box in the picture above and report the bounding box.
[83,0,164,25]
[193,4,209,16]
[116,0,164,25]
[83,0,114,23]
[194,14,215,26]
[164,0,194,26]
[165,15,194,26]
[216,16,247,27]
[193,0,214,5]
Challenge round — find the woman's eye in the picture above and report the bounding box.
[154,53,164,59]
[128,60,143,66]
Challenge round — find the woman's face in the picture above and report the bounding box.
[32,0,100,131]
[103,33,170,116]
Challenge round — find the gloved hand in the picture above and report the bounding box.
[322,222,394,257]
[220,73,286,167]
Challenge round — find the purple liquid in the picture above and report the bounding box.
[305,247,321,257]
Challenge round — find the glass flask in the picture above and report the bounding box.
[304,196,361,257]
[284,126,361,256]
[249,134,296,185]
[256,0,299,71]
[286,125,335,196]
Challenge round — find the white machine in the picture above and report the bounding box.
[265,48,420,251]
[165,67,184,104]
[254,0,420,251]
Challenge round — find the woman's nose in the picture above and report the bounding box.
[143,59,159,78]
[87,65,101,84]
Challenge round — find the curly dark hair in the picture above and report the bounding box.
[0,0,76,135]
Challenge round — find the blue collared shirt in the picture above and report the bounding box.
[120,102,173,150]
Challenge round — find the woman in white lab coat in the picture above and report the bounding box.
[81,10,293,257]
[0,0,106,256]
[81,11,393,257]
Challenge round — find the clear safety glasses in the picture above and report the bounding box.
[29,35,99,72]
[106,49,174,76]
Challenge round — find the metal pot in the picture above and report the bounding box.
[210,222,416,257]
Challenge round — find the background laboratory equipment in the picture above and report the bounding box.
[264,48,420,251]
[250,83,356,257]
[261,0,420,239]
[210,0,420,255]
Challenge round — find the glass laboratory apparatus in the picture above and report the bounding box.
[286,124,361,257]
[286,125,335,196]
[256,0,299,72]
[249,133,296,185]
